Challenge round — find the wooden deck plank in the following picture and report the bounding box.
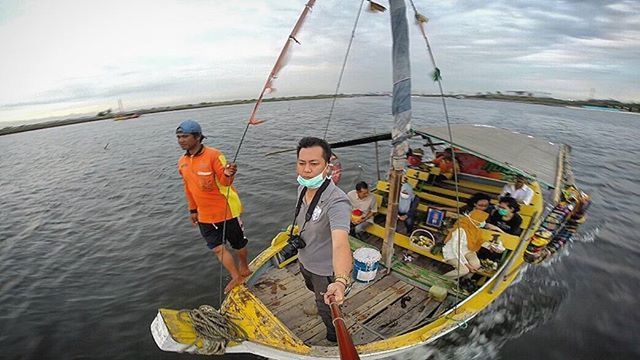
[386,298,445,337]
[303,280,414,344]
[298,278,413,341]
[252,269,307,306]
[348,287,431,344]
[271,284,314,315]
[293,275,400,340]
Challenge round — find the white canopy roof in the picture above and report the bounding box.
[414,124,564,188]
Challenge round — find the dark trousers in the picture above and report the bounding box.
[299,263,335,339]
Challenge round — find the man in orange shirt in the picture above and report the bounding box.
[432,148,460,182]
[176,120,251,293]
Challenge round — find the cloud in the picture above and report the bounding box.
[1,0,639,123]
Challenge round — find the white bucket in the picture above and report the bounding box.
[353,248,382,283]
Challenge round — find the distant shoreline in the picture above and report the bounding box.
[1,93,637,136]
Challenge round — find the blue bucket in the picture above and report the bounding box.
[353,248,382,283]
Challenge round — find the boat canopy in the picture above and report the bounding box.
[413,124,563,188]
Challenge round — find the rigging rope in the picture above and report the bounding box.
[322,0,366,140]
[179,305,247,355]
[407,0,465,316]
[214,0,318,304]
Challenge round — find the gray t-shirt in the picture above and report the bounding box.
[296,181,351,276]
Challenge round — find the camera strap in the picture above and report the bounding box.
[289,178,331,237]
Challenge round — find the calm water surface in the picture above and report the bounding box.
[1,97,638,359]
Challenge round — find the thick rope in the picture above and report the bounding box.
[408,0,465,316]
[322,0,366,140]
[179,305,247,355]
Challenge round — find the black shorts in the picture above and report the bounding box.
[198,218,248,250]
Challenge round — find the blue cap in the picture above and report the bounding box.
[176,120,202,134]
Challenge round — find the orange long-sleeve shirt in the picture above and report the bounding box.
[178,146,242,223]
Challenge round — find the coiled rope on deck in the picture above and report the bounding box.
[178,305,247,355]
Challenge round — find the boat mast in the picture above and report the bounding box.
[382,0,412,268]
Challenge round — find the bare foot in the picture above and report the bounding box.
[224,276,245,294]
[239,267,253,277]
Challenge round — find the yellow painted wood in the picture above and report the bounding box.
[158,309,201,347]
[366,222,519,255]
[405,166,440,179]
[377,180,464,208]
[415,191,463,208]
[220,285,310,353]
[443,179,503,194]
[420,184,473,199]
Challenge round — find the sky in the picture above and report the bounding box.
[1,0,639,124]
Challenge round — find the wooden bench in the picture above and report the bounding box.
[442,178,503,195]
[376,180,533,230]
[376,180,464,208]
[366,223,520,263]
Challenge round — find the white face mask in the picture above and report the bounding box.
[400,192,410,199]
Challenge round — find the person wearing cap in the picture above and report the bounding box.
[500,175,534,205]
[328,152,342,185]
[406,148,425,168]
[176,120,251,293]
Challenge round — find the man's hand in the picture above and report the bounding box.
[224,163,238,177]
[324,282,346,305]
[190,213,198,225]
[466,262,480,272]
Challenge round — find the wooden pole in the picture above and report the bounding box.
[382,169,402,269]
[328,295,361,360]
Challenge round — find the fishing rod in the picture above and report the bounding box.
[328,295,361,360]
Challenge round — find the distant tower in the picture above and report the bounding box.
[589,88,595,100]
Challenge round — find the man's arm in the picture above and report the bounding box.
[324,196,353,305]
[324,229,352,306]
[365,196,378,220]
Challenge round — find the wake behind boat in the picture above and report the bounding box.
[150,1,589,359]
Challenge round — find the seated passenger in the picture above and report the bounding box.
[431,148,460,181]
[328,152,342,185]
[500,174,533,205]
[485,196,523,235]
[460,192,492,215]
[442,209,490,279]
[406,148,425,168]
[347,181,378,237]
[398,182,419,233]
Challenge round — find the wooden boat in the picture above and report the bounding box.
[150,1,589,359]
[151,124,589,359]
[113,99,140,121]
[113,112,140,121]
[113,113,140,121]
